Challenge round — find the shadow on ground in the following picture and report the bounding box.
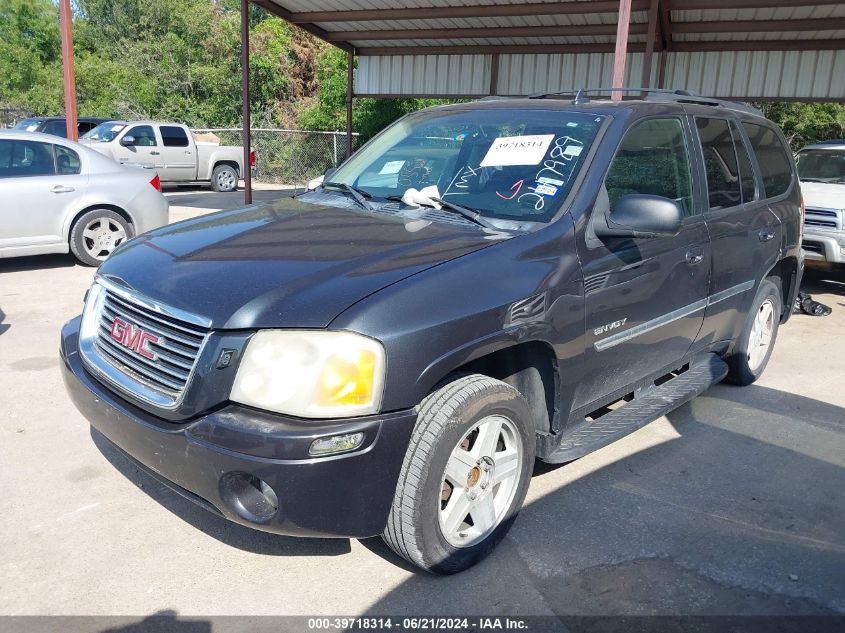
[359,384,844,616]
[0,253,80,273]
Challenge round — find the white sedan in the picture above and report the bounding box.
[0,130,169,266]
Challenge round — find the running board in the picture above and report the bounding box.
[544,354,728,464]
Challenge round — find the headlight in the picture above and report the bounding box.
[230,330,386,418]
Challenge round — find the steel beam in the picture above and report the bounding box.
[288,0,651,23]
[241,0,252,205]
[612,0,634,101]
[357,43,647,56]
[346,50,354,159]
[641,0,660,93]
[59,0,78,141]
[324,24,649,41]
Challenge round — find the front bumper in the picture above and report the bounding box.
[802,230,845,264]
[61,316,417,538]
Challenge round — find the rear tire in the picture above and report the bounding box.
[725,279,781,386]
[211,164,238,192]
[69,209,132,267]
[382,374,534,574]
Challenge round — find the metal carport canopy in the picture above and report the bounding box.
[253,0,845,101]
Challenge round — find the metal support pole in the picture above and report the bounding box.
[657,50,668,89]
[59,0,78,141]
[241,0,253,205]
[346,49,354,159]
[641,0,659,96]
[489,53,500,95]
[611,0,633,101]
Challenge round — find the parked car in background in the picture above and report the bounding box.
[81,121,253,192]
[796,140,845,267]
[61,93,802,574]
[0,130,169,266]
[13,117,109,139]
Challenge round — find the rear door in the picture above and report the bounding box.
[694,116,782,346]
[0,139,87,248]
[157,125,196,182]
[574,116,711,409]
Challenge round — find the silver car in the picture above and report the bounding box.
[0,130,169,266]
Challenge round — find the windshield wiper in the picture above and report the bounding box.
[385,195,497,230]
[429,197,498,230]
[321,181,373,210]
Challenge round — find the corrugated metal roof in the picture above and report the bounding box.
[258,0,845,100]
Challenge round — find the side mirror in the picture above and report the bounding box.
[594,194,684,239]
[120,135,136,147]
[324,167,337,180]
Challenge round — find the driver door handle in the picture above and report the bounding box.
[150,150,161,155]
[51,185,75,194]
[685,250,704,265]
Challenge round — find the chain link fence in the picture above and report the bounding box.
[191,128,361,190]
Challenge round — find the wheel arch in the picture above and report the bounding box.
[212,159,241,178]
[419,338,560,437]
[64,203,134,243]
[763,255,800,323]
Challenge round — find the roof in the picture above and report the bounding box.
[254,0,845,101]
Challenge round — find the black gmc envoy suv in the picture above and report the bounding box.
[61,91,803,574]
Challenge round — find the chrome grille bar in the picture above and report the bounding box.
[79,277,211,410]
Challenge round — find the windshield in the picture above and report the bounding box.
[13,119,43,132]
[796,148,845,184]
[323,108,606,224]
[81,122,126,142]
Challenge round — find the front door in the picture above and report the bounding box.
[574,116,710,410]
[114,124,161,172]
[0,139,87,249]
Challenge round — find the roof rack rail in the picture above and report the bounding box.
[527,87,763,116]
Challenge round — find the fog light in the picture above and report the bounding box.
[309,432,365,456]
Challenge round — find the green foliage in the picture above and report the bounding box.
[299,46,461,141]
[755,102,845,150]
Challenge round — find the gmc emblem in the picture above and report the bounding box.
[109,317,159,360]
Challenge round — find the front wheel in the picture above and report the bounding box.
[725,279,782,385]
[382,374,535,574]
[211,164,239,192]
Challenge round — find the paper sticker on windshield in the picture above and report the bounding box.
[563,145,583,157]
[538,176,564,187]
[534,183,559,197]
[379,160,406,175]
[111,124,124,131]
[480,134,555,167]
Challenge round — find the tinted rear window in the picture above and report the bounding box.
[160,125,189,147]
[742,122,793,199]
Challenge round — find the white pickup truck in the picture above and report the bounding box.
[81,121,253,192]
[796,140,845,267]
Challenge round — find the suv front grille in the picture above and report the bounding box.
[94,290,206,396]
[804,207,840,229]
[79,278,211,410]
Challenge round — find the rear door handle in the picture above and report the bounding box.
[759,230,775,242]
[686,251,704,265]
[51,185,75,194]
[150,151,161,155]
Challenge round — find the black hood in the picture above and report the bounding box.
[98,197,496,329]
